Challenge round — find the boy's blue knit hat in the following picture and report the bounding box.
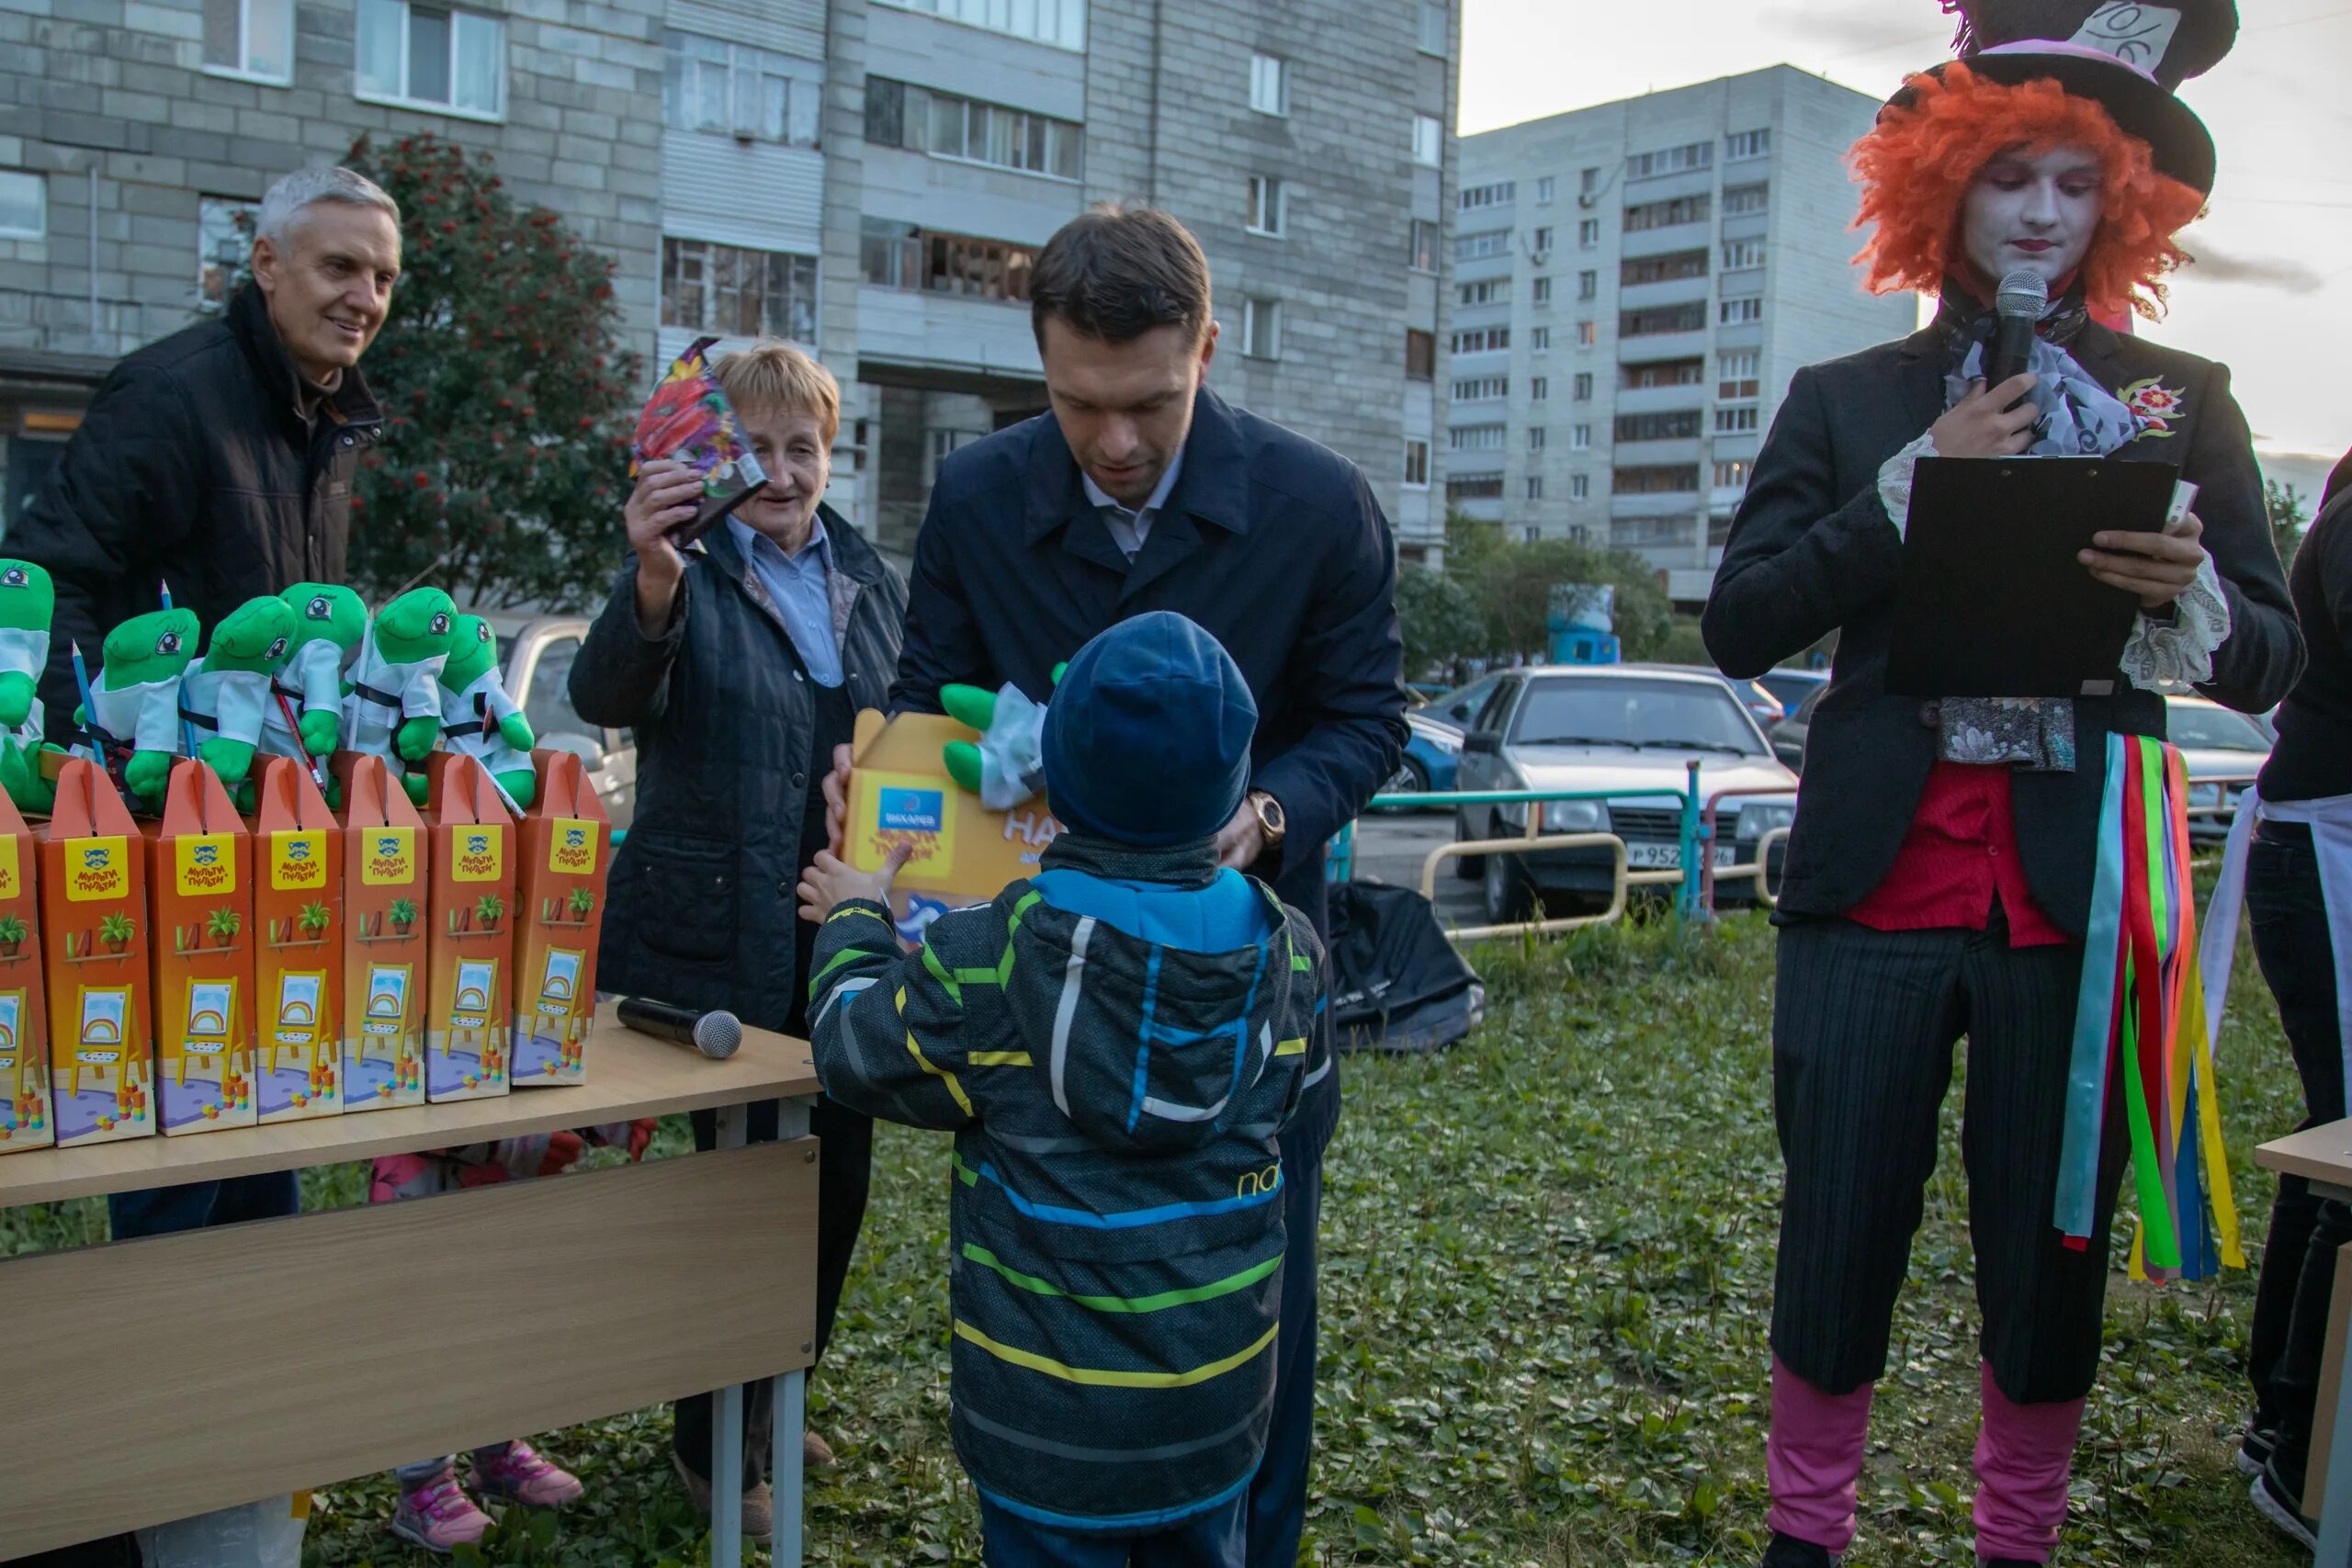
[1043,612,1258,848]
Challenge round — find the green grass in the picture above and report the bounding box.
[4,911,2312,1566]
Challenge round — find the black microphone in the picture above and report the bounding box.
[616,996,742,1059]
[1984,267,2048,403]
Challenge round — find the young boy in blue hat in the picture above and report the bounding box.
[797,611,1326,1567]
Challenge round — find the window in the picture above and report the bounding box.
[1413,114,1443,168]
[1403,438,1431,489]
[874,0,1087,51]
[1530,276,1552,306]
[1419,0,1449,53]
[1623,358,1704,389]
[1459,180,1515,210]
[1455,228,1510,260]
[1570,423,1593,451]
[1625,140,1713,179]
[1532,225,1554,253]
[1718,349,1760,400]
[1614,465,1700,494]
[1406,329,1436,381]
[1726,128,1770,160]
[1724,183,1770,215]
[1451,326,1510,354]
[1447,472,1504,502]
[197,196,254,306]
[1535,175,1555,204]
[1570,473,1590,501]
[1715,406,1759,434]
[1714,459,1751,490]
[1623,250,1708,285]
[1250,53,1290,116]
[1409,219,1440,272]
[1572,372,1592,400]
[1580,166,1601,196]
[1719,297,1763,324]
[1530,325,1551,350]
[1248,175,1285,236]
[1722,238,1766,270]
[663,239,819,342]
[356,0,505,118]
[860,220,1040,304]
[1575,319,1597,347]
[1577,218,1600,248]
[1577,269,1598,301]
[1458,278,1512,307]
[865,78,1081,176]
[1527,426,1546,452]
[1523,525,1543,543]
[1615,410,1702,441]
[0,170,47,241]
[1530,376,1548,401]
[1525,476,1544,501]
[1243,298,1282,359]
[927,429,986,484]
[1622,302,1706,336]
[204,0,292,80]
[1624,194,1710,231]
[1452,376,1508,400]
[1449,424,1506,451]
[673,34,823,146]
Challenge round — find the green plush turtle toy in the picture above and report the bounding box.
[0,560,59,814]
[77,607,200,810]
[939,665,1064,808]
[436,615,537,811]
[181,595,297,797]
[342,587,457,805]
[262,582,368,764]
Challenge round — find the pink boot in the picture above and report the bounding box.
[470,1438,585,1508]
[1973,1361,2085,1564]
[1767,1358,1874,1557]
[390,1470,493,1554]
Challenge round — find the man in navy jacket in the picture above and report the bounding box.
[842,203,1405,1566]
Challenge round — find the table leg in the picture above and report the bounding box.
[711,1104,749,1568]
[774,1370,805,1568]
[2320,1238,2352,1568]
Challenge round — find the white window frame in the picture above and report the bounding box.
[1530,325,1551,351]
[1243,297,1283,359]
[1250,53,1290,117]
[661,236,822,344]
[1418,0,1448,56]
[1458,278,1511,307]
[1577,218,1600,249]
[1403,437,1431,490]
[1529,276,1552,308]
[1715,405,1760,434]
[1714,459,1751,490]
[1727,129,1771,160]
[203,0,295,85]
[1570,473,1590,501]
[670,33,824,149]
[1534,175,1555,204]
[0,170,47,241]
[871,0,1087,51]
[1530,376,1548,401]
[1718,350,1761,400]
[355,0,508,122]
[1577,269,1597,301]
[1247,175,1285,238]
[1572,372,1592,400]
[1525,475,1544,502]
[1575,319,1596,348]
[1719,297,1763,325]
[1412,113,1442,168]
[1527,426,1546,452]
[1722,239,1766,270]
[1571,423,1591,452]
[1449,424,1506,452]
[1409,218,1439,273]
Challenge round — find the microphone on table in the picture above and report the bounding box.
[1984,267,2049,408]
[616,996,742,1059]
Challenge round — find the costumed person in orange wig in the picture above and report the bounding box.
[1702,3,2302,1564]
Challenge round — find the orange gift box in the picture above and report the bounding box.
[0,789,50,1152]
[41,758,153,1145]
[334,753,428,1111]
[150,760,257,1136]
[424,753,514,1102]
[251,757,344,1124]
[510,750,610,1087]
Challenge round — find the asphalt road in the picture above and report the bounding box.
[1345,809,1486,928]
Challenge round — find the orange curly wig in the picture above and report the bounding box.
[1849,62,2207,320]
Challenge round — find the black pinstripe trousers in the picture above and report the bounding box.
[1770,911,2133,1404]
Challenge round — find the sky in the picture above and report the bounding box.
[1457,0,2352,499]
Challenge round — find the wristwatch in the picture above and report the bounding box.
[1248,790,1286,853]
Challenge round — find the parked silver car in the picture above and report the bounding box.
[480,613,637,829]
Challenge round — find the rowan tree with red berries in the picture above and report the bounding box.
[339,133,642,608]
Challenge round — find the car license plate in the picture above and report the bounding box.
[1625,842,1740,870]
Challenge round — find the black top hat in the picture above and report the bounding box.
[1892,1,2237,194]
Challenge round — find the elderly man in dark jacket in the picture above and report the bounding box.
[849,204,1406,1568]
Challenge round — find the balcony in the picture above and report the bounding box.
[1620,220,1712,260]
[1619,277,1711,311]
[1617,328,1710,365]
[1613,384,1706,415]
[1610,490,1703,519]
[1612,436,1702,465]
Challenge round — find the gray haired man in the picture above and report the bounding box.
[15,164,400,743]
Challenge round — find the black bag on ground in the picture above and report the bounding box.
[1325,879,1485,1054]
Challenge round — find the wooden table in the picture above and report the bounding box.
[2258,1121,2352,1565]
[0,1000,821,1567]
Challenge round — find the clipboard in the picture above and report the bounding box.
[1885,457,2178,699]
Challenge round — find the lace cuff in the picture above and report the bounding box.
[1876,431,1939,538]
[2121,554,2232,694]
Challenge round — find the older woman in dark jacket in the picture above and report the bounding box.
[571,342,905,1543]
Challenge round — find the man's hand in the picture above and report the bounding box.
[2081,510,2208,611]
[798,840,913,924]
[625,458,699,634]
[821,741,854,859]
[1215,798,1267,872]
[1928,374,2041,459]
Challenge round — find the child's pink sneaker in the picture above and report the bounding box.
[390,1472,494,1554]
[470,1439,585,1508]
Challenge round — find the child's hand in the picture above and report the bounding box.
[798,841,914,924]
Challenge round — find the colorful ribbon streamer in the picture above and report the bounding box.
[2054,733,2243,1283]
